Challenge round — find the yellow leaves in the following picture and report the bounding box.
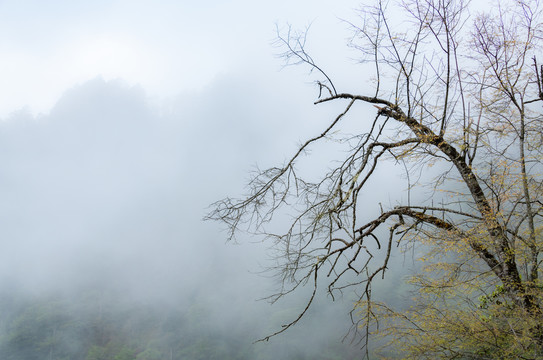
[362,255,543,358]
[376,295,542,358]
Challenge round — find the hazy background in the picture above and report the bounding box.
[0,1,406,358]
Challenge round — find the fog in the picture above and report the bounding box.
[0,71,376,358]
[0,1,417,358]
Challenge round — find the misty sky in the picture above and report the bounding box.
[0,1,376,276]
[0,0,362,117]
[0,1,401,353]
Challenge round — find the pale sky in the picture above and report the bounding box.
[0,0,370,304]
[0,0,361,117]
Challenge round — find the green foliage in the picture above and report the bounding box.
[85,345,108,360]
[366,254,543,359]
[114,346,137,360]
[0,288,357,360]
[135,348,162,360]
[478,284,506,310]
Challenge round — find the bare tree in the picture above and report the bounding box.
[208,0,543,357]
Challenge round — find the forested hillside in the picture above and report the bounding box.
[0,284,362,360]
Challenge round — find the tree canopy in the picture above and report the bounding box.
[208,0,543,357]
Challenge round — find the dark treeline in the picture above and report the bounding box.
[0,282,363,360]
